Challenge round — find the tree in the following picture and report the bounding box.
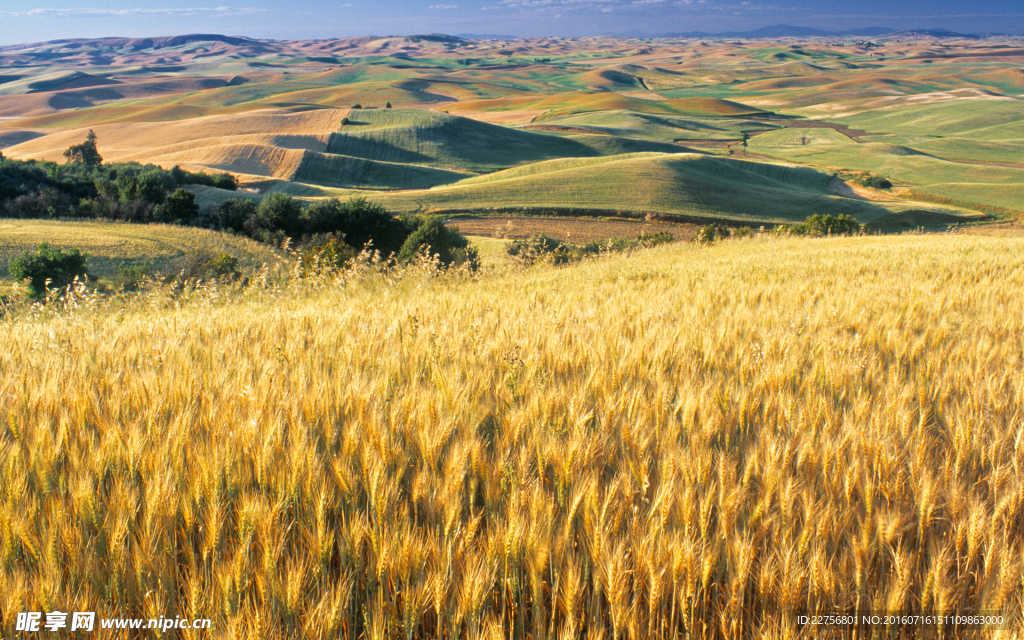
[385,102,392,109]
[63,130,103,166]
[9,242,90,297]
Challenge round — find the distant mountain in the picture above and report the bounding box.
[887,29,980,39]
[610,24,982,39]
[456,33,522,41]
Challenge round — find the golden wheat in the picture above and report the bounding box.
[0,234,1022,639]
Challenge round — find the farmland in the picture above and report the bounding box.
[1,34,1022,224]
[3,234,1024,638]
[0,219,285,284]
[1,29,1024,640]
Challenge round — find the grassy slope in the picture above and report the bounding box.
[361,153,911,224]
[0,219,284,283]
[531,109,779,141]
[327,108,618,172]
[836,99,1024,137]
[749,130,1024,214]
[293,150,473,189]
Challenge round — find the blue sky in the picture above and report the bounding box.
[0,0,1021,44]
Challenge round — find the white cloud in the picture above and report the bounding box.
[1,6,263,18]
[428,3,459,8]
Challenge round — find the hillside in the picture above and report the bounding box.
[0,219,285,283]
[354,152,979,226]
[2,34,1023,225]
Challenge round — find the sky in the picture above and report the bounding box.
[0,0,1021,45]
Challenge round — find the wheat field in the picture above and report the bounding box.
[1,233,1022,639]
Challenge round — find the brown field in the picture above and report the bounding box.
[447,215,698,242]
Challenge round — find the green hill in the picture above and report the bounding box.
[292,150,472,189]
[837,99,1024,138]
[327,108,619,172]
[361,153,953,225]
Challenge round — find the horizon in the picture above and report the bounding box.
[0,1,1022,46]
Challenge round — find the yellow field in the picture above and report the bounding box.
[1,234,1022,638]
[0,219,286,283]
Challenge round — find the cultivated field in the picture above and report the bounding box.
[2,234,1023,638]
[0,219,285,284]
[2,34,1022,224]
[1,29,1023,640]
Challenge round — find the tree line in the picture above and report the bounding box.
[0,132,477,275]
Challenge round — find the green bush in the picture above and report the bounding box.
[298,234,357,275]
[113,262,153,291]
[181,252,240,280]
[303,197,413,256]
[859,175,893,190]
[160,189,200,224]
[9,243,90,297]
[694,224,732,244]
[791,213,861,236]
[510,231,674,265]
[398,216,478,269]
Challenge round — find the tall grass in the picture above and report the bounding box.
[1,234,1022,638]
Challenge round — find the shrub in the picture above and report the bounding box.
[298,234,357,275]
[2,187,74,219]
[245,193,305,237]
[859,175,893,190]
[694,224,732,244]
[9,243,90,297]
[113,262,153,291]
[160,189,200,224]
[398,216,477,269]
[181,252,240,280]
[791,213,862,236]
[511,231,676,265]
[204,198,259,232]
[507,233,570,265]
[303,197,413,256]
[212,174,238,191]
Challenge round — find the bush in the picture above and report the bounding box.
[9,243,90,297]
[2,187,74,219]
[693,224,732,244]
[398,216,477,269]
[510,231,673,265]
[204,198,259,232]
[113,262,153,291]
[244,192,305,238]
[160,189,200,224]
[180,252,240,280]
[859,175,893,190]
[297,234,357,275]
[303,197,413,256]
[791,213,862,236]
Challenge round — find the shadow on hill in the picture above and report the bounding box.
[326,109,604,172]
